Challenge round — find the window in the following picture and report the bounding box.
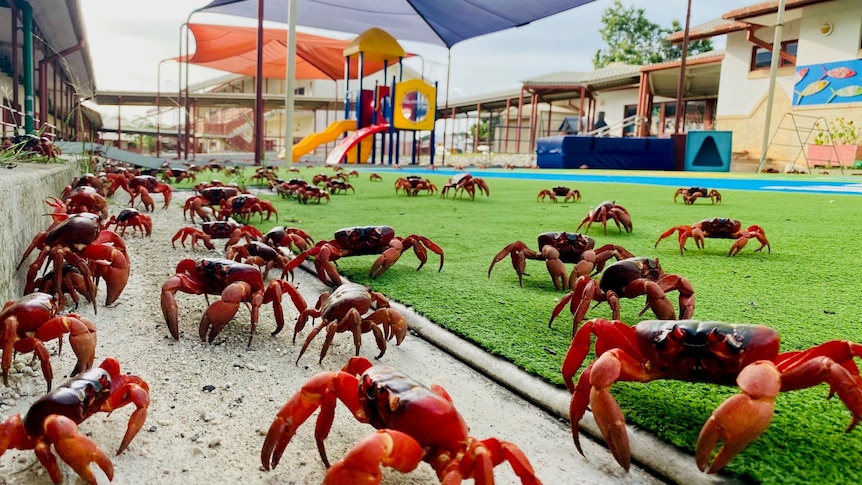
[750,40,798,70]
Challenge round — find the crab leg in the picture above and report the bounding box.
[548,275,601,335]
[264,280,308,340]
[404,235,445,272]
[261,370,362,470]
[774,340,862,428]
[34,314,98,382]
[488,241,537,288]
[160,274,206,339]
[101,378,150,454]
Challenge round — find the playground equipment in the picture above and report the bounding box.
[285,28,436,165]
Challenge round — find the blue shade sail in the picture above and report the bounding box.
[200,0,597,48]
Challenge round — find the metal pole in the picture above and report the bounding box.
[15,1,34,134]
[441,48,451,165]
[673,0,692,134]
[757,0,787,173]
[283,0,298,166]
[254,0,265,165]
[182,8,205,160]
[156,59,170,158]
[177,23,184,159]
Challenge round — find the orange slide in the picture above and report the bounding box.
[325,123,391,165]
[280,119,357,162]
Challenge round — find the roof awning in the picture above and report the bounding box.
[182,24,405,80]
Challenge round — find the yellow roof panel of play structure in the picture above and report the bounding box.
[344,27,406,63]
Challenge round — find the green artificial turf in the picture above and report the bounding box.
[175,166,862,484]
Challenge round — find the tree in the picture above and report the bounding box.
[469,118,491,144]
[593,0,713,68]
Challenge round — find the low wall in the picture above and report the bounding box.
[0,163,79,303]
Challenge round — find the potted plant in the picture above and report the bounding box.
[807,117,862,168]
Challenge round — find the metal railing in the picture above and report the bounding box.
[582,114,646,137]
[1,103,58,140]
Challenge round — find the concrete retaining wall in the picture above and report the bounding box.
[0,163,79,303]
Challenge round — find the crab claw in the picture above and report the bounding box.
[199,281,250,343]
[40,415,114,485]
[585,351,632,471]
[322,430,424,484]
[695,361,779,473]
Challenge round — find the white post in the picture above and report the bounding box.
[283,0,298,166]
[756,0,787,173]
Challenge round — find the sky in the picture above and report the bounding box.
[80,0,758,114]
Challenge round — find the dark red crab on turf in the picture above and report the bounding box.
[562,318,862,474]
[284,225,444,286]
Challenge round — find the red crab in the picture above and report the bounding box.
[488,232,634,290]
[61,173,108,199]
[262,226,314,253]
[197,185,242,207]
[296,185,331,204]
[31,264,96,310]
[326,179,355,195]
[7,134,60,160]
[0,357,149,485]
[0,292,97,391]
[17,214,130,310]
[576,200,632,235]
[182,195,215,223]
[292,282,408,364]
[217,194,278,223]
[61,186,109,220]
[548,257,694,335]
[561,318,862,473]
[536,186,581,203]
[104,208,152,237]
[440,173,489,199]
[395,176,438,196]
[226,241,293,280]
[171,220,264,251]
[655,218,771,256]
[111,175,172,209]
[261,356,542,484]
[160,258,307,347]
[284,226,444,286]
[673,187,722,205]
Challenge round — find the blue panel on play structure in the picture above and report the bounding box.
[684,131,732,172]
[536,135,674,170]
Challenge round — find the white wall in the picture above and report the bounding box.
[716,0,862,118]
[594,87,639,136]
[796,0,862,66]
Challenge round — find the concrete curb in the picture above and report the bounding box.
[0,162,79,303]
[295,263,741,485]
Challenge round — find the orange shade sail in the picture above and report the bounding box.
[181,23,406,80]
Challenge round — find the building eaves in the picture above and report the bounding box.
[722,0,833,21]
[640,50,725,72]
[522,64,642,90]
[668,0,836,43]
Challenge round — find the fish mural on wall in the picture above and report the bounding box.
[794,59,862,105]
